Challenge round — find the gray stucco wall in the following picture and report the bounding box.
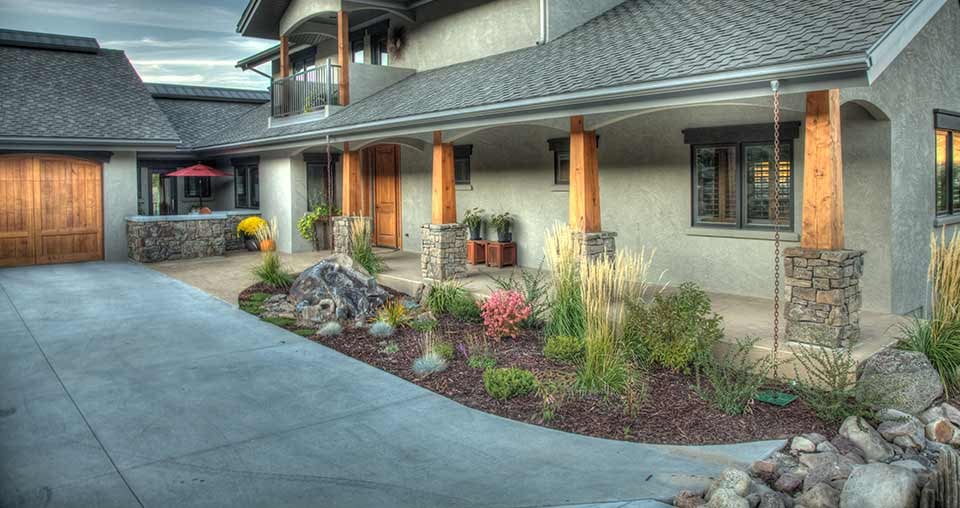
[102,151,138,261]
[398,102,895,312]
[546,0,623,42]
[843,0,960,314]
[259,155,312,253]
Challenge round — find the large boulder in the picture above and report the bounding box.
[840,463,918,508]
[857,349,943,414]
[288,254,389,322]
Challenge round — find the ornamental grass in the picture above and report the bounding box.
[544,224,584,339]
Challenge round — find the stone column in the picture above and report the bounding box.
[784,247,865,347]
[332,216,372,256]
[421,223,467,282]
[573,231,617,263]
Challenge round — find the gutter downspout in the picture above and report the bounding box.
[537,0,548,45]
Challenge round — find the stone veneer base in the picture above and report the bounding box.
[421,223,467,282]
[784,247,865,347]
[332,216,372,256]
[573,231,617,262]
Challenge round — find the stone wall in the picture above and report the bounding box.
[421,223,467,282]
[332,216,372,256]
[784,247,865,347]
[127,218,228,263]
[573,231,617,262]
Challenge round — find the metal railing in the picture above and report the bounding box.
[271,60,341,118]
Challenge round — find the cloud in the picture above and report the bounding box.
[0,0,239,33]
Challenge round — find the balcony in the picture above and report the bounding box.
[270,63,341,118]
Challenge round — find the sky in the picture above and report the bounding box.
[0,0,274,90]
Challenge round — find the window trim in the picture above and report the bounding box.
[935,110,960,217]
[548,137,599,186]
[233,162,260,210]
[689,139,795,231]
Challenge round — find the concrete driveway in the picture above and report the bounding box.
[0,262,782,508]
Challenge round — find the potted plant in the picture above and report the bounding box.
[491,212,513,243]
[462,207,484,240]
[298,203,341,250]
[237,216,267,251]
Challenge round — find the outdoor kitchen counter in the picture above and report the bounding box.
[126,211,260,263]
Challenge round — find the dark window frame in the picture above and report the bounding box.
[935,110,960,216]
[453,145,473,185]
[233,158,260,209]
[689,139,795,231]
[548,137,599,186]
[183,176,212,198]
[351,38,364,63]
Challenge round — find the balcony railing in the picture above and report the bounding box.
[271,61,341,118]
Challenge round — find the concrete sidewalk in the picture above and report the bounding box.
[0,262,783,508]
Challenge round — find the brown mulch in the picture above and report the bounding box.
[240,290,833,446]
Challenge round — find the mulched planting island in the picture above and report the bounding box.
[239,287,833,446]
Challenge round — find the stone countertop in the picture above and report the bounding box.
[126,210,259,223]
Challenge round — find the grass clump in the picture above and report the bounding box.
[791,344,889,423]
[483,367,538,401]
[461,335,496,369]
[368,320,395,338]
[240,294,269,315]
[426,279,469,315]
[544,225,584,339]
[263,316,296,327]
[898,317,960,395]
[412,332,448,376]
[318,321,343,337]
[253,252,294,289]
[293,329,315,337]
[377,299,411,328]
[410,317,438,333]
[543,336,585,364]
[379,341,400,355]
[693,337,775,415]
[349,218,385,275]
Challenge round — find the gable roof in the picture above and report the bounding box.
[0,30,180,146]
[198,0,927,150]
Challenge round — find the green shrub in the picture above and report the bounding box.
[897,317,960,395]
[693,337,775,415]
[368,320,395,338]
[450,295,482,323]
[468,355,496,370]
[433,341,454,361]
[483,367,538,401]
[410,317,438,333]
[253,252,294,289]
[543,336,585,364]
[379,341,399,355]
[318,321,343,337]
[490,262,550,328]
[791,344,890,423]
[624,282,723,373]
[426,280,469,315]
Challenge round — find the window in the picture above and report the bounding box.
[454,145,473,185]
[184,177,211,198]
[372,35,389,66]
[935,111,960,216]
[352,39,364,63]
[684,123,799,230]
[233,159,260,209]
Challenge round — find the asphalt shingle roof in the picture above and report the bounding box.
[0,44,180,143]
[154,98,265,149]
[195,0,917,149]
[146,83,270,103]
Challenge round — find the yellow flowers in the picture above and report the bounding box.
[236,216,267,238]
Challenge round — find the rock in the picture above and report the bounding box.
[757,493,787,508]
[857,349,943,415]
[797,482,840,508]
[752,459,779,476]
[260,294,295,319]
[774,473,803,494]
[706,489,749,508]
[674,490,705,507]
[288,254,389,321]
[942,403,960,426]
[924,418,958,444]
[878,416,926,450]
[831,436,865,460]
[806,433,828,445]
[707,469,753,499]
[817,441,840,454]
[880,408,915,422]
[919,446,960,508]
[792,436,818,453]
[800,453,854,492]
[744,493,760,508]
[891,459,931,486]
[918,406,946,424]
[839,416,896,462]
[840,463,918,508]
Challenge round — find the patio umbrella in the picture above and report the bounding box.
[165,164,232,211]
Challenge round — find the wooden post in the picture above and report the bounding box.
[342,144,362,215]
[801,89,844,250]
[337,10,350,105]
[431,131,456,224]
[279,35,290,78]
[568,115,601,232]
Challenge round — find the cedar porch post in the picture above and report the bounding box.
[421,131,466,282]
[337,10,350,105]
[333,144,368,255]
[568,115,615,260]
[279,35,290,78]
[801,89,844,249]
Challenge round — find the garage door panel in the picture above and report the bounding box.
[0,157,37,267]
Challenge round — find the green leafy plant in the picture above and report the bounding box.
[369,320,395,338]
[449,295,482,323]
[426,279,469,315]
[318,321,343,337]
[297,203,340,241]
[468,355,496,370]
[461,207,484,231]
[624,282,722,375]
[433,341,454,361]
[253,252,294,289]
[490,212,513,233]
[898,317,960,395]
[377,299,412,328]
[543,336,585,364]
[693,337,776,415]
[349,219,385,275]
[379,341,400,355]
[490,262,550,328]
[791,344,891,423]
[483,367,538,401]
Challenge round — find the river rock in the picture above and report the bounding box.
[942,403,960,426]
[707,469,752,499]
[839,416,896,462]
[839,463,918,508]
[774,472,803,494]
[706,488,748,508]
[801,453,853,491]
[918,406,946,424]
[797,482,840,508]
[878,417,926,450]
[260,294,295,319]
[857,349,943,414]
[925,418,958,444]
[288,254,389,321]
[792,436,817,453]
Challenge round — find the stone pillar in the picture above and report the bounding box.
[332,216,371,256]
[421,223,467,282]
[573,231,617,263]
[784,247,865,347]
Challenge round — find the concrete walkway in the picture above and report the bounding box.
[0,262,782,508]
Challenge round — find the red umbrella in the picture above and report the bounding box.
[165,164,233,211]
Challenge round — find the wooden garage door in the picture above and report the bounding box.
[0,155,103,267]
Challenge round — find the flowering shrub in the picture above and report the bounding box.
[237,216,267,238]
[480,290,532,339]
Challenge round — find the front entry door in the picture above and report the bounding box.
[371,145,401,248]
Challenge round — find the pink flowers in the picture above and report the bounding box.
[480,290,531,339]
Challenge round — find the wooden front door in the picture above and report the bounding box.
[0,155,103,267]
[371,145,401,248]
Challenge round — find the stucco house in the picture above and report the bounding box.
[1,0,959,346]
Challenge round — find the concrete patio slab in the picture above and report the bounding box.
[1,262,785,507]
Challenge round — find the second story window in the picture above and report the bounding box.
[352,39,364,63]
[454,145,473,185]
[373,35,389,66]
[936,110,960,216]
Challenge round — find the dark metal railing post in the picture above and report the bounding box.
[325,58,334,106]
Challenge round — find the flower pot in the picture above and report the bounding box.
[244,238,259,251]
[469,224,482,241]
[496,228,512,243]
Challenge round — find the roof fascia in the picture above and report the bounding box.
[866,0,946,84]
